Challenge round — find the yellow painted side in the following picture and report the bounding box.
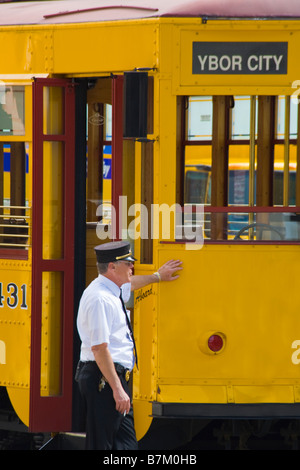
[40,271,62,397]
[0,81,32,426]
[0,18,298,85]
[174,21,300,95]
[155,244,300,403]
[0,262,31,426]
[132,400,153,442]
[0,21,159,75]
[132,264,158,440]
[6,388,30,427]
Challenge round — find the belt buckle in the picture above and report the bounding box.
[125,370,130,382]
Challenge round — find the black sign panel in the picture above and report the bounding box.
[192,42,288,75]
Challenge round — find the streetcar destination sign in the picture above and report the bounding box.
[192,42,288,74]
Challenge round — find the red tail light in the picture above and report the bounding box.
[208,334,224,352]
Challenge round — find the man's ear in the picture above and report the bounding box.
[108,261,116,271]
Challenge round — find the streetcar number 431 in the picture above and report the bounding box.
[0,282,28,309]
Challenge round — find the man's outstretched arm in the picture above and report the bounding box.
[130,259,182,291]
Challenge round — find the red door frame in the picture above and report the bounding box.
[30,78,75,432]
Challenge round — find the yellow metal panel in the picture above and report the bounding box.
[132,264,159,440]
[132,400,153,442]
[0,262,31,425]
[133,265,158,399]
[294,386,300,402]
[0,21,158,75]
[233,385,295,404]
[53,22,158,74]
[0,29,50,74]
[40,271,62,397]
[157,384,228,404]
[158,79,177,210]
[179,27,294,88]
[7,388,29,427]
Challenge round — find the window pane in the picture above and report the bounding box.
[228,144,256,206]
[105,104,112,140]
[290,99,298,139]
[43,87,64,135]
[276,96,298,140]
[273,144,297,205]
[0,142,29,250]
[203,210,300,242]
[231,96,258,140]
[187,96,212,141]
[0,85,25,136]
[184,145,211,204]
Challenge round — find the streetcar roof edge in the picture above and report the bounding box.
[0,0,300,26]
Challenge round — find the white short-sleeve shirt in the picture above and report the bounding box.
[76,275,134,370]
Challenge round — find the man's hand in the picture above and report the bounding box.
[92,343,130,415]
[113,385,131,415]
[130,259,182,291]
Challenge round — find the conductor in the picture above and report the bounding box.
[76,240,182,450]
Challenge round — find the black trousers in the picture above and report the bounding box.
[76,361,138,450]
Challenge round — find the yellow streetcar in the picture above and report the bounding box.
[1,0,300,450]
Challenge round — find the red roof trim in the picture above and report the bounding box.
[43,4,159,20]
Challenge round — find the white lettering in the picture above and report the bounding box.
[273,54,283,71]
[247,54,284,72]
[147,455,197,465]
[219,55,231,71]
[232,55,242,71]
[103,163,110,178]
[247,55,258,71]
[197,53,283,73]
[263,55,273,71]
[197,55,207,70]
[103,455,138,467]
[208,55,219,70]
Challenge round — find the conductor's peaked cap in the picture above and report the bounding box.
[94,241,137,264]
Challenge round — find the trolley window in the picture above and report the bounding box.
[0,142,30,252]
[0,85,25,136]
[179,94,300,243]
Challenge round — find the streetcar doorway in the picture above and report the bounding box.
[84,76,136,286]
[83,74,153,286]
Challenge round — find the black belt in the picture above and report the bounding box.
[78,361,131,382]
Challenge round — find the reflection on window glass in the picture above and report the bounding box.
[231,96,258,140]
[273,168,296,206]
[105,104,112,140]
[185,169,211,204]
[228,170,250,205]
[0,85,25,136]
[276,96,298,139]
[0,142,29,250]
[187,96,212,141]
